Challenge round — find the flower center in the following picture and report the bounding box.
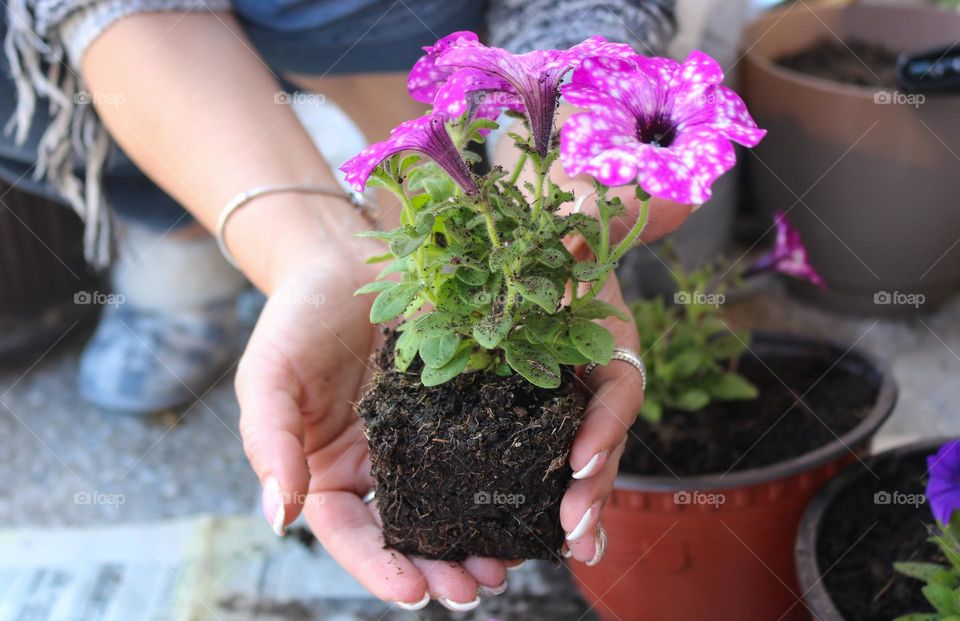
[637,115,677,148]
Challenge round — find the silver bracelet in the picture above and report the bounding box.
[215,183,372,268]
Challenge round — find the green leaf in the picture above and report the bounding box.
[892,614,942,621]
[503,341,561,389]
[563,213,601,255]
[413,311,466,338]
[353,281,395,296]
[573,261,611,282]
[515,276,561,313]
[673,389,710,412]
[569,318,614,364]
[370,284,419,323]
[641,399,663,423]
[545,339,591,365]
[419,176,455,203]
[364,252,394,264]
[421,346,472,386]
[473,312,513,349]
[922,583,956,615]
[419,333,460,369]
[536,246,570,269]
[668,350,703,379]
[709,373,759,400]
[895,562,951,583]
[394,328,421,372]
[575,299,630,322]
[455,265,489,286]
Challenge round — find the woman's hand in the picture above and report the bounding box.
[236,246,509,610]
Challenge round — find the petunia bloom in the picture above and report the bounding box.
[559,50,767,204]
[340,114,478,194]
[407,31,481,106]
[438,36,636,157]
[927,440,960,525]
[746,211,826,288]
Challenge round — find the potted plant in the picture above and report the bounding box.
[741,3,960,316]
[341,33,765,562]
[568,213,898,621]
[795,438,960,620]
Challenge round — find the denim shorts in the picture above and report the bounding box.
[0,0,486,230]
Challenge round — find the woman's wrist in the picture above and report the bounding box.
[221,192,379,294]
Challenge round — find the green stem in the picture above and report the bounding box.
[573,197,650,310]
[508,151,528,186]
[530,168,546,223]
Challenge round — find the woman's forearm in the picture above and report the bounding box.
[80,12,371,292]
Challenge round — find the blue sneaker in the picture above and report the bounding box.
[79,301,237,414]
[78,221,249,414]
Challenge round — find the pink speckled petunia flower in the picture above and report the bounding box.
[746,211,826,288]
[407,31,481,105]
[438,36,636,157]
[340,114,478,194]
[559,50,767,204]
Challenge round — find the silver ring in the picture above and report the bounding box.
[584,347,646,391]
[362,489,376,504]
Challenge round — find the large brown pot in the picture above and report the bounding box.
[569,333,897,621]
[741,4,960,316]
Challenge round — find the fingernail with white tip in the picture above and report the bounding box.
[561,544,573,558]
[395,592,430,611]
[506,560,526,571]
[566,502,599,541]
[479,581,508,596]
[572,451,607,480]
[587,524,608,566]
[263,477,286,537]
[438,596,481,611]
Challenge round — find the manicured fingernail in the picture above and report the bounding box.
[572,451,607,479]
[362,489,376,504]
[438,596,481,611]
[479,581,508,596]
[587,524,608,566]
[506,560,526,571]
[396,592,430,610]
[561,543,573,558]
[263,477,286,537]
[566,502,599,541]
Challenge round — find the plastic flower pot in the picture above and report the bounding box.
[795,438,949,621]
[568,333,897,621]
[741,4,960,316]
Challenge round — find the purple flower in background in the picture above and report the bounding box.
[927,440,960,524]
[746,211,826,288]
[559,51,766,204]
[439,36,635,157]
[340,114,478,194]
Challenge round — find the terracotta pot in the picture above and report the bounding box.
[794,438,947,621]
[569,333,897,621]
[741,4,960,316]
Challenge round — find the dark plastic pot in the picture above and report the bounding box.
[569,333,897,621]
[741,5,960,316]
[795,438,946,621]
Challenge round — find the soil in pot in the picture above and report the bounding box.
[356,336,584,561]
[621,352,878,477]
[777,39,899,88]
[817,449,938,620]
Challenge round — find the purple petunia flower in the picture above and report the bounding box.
[340,114,478,194]
[927,440,960,525]
[746,211,826,288]
[559,50,766,204]
[407,31,481,106]
[438,36,636,157]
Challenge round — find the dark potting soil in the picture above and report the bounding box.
[356,340,584,561]
[621,353,877,477]
[817,450,939,620]
[778,39,901,88]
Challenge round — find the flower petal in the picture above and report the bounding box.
[407,31,480,105]
[560,112,640,184]
[433,69,521,119]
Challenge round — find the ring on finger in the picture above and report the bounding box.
[584,347,646,391]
